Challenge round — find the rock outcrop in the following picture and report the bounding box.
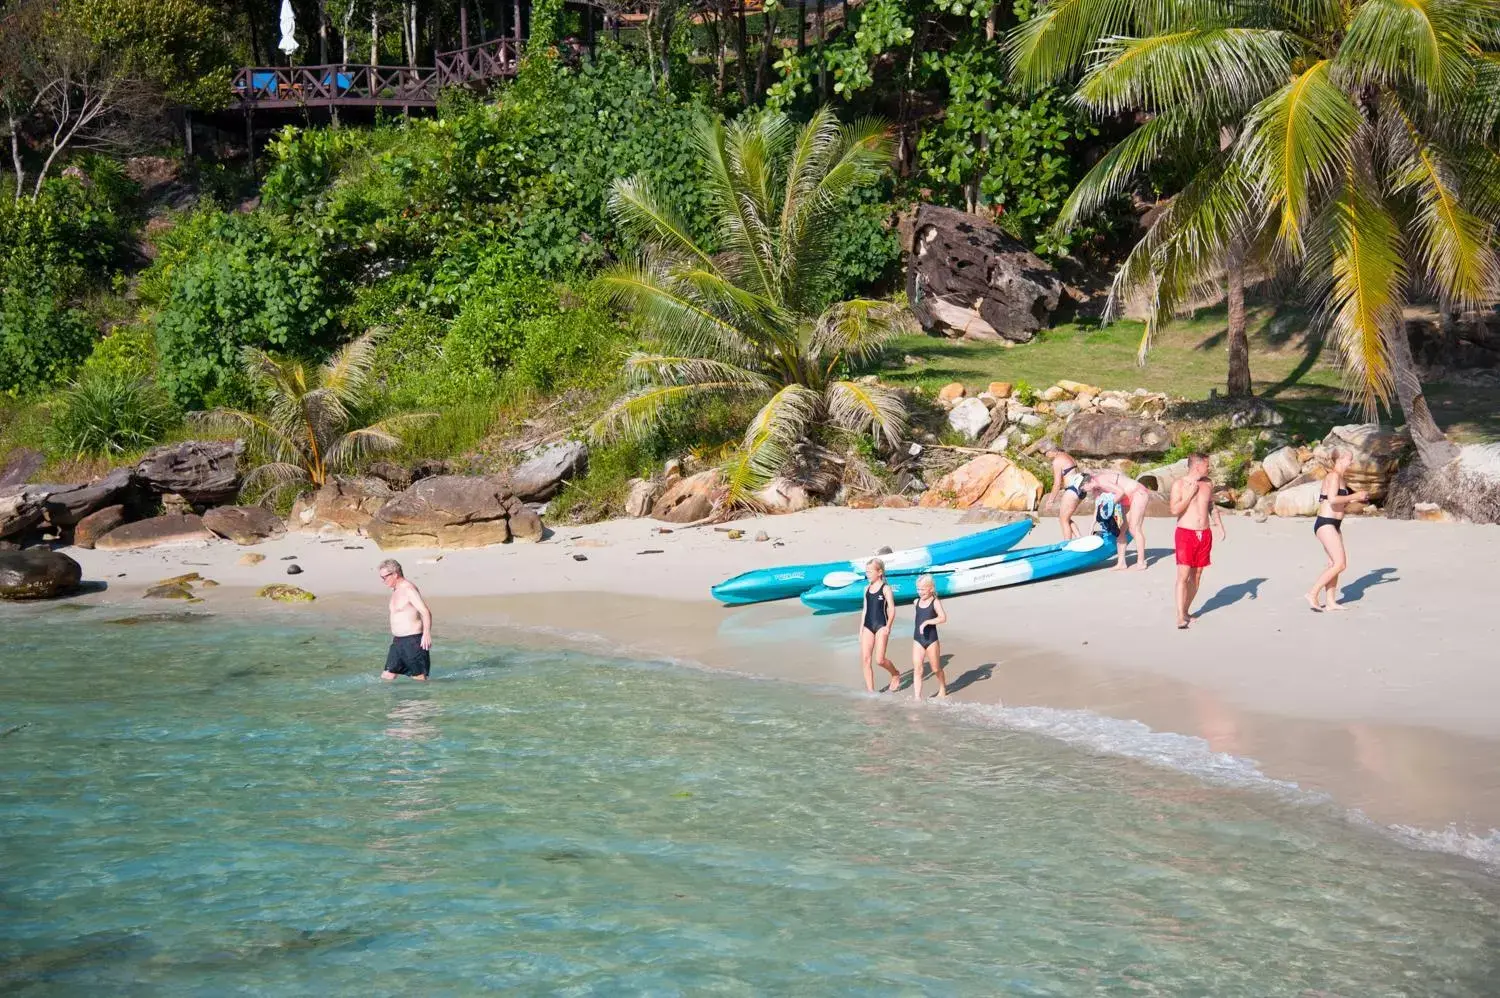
[0,448,45,488]
[0,492,43,540]
[291,477,394,533]
[73,505,128,549]
[1061,412,1172,457]
[1316,424,1406,503]
[135,440,244,505]
[508,440,588,502]
[652,470,721,523]
[624,478,662,518]
[367,475,536,549]
[918,455,1042,511]
[202,505,287,545]
[94,513,217,551]
[903,203,1066,343]
[41,468,139,527]
[0,548,83,600]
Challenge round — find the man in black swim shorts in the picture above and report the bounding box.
[378,559,433,680]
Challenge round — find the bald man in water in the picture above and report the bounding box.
[378,559,433,680]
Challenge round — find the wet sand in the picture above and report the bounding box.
[51,506,1500,851]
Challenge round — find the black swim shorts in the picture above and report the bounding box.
[384,634,431,677]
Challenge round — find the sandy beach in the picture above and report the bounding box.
[49,507,1500,857]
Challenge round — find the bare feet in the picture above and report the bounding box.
[1176,618,1190,629]
[935,690,949,700]
[887,676,902,693]
[1303,592,1323,612]
[1325,600,1349,612]
[1112,562,1128,572]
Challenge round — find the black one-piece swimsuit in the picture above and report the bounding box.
[861,585,889,633]
[913,597,939,648]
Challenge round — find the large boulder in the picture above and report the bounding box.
[41,467,139,527]
[508,440,588,502]
[1273,481,1324,517]
[652,470,721,523]
[947,397,993,441]
[94,513,217,550]
[0,448,44,488]
[135,440,244,505]
[1061,412,1172,458]
[1137,459,1190,494]
[202,505,287,545]
[0,492,43,540]
[0,548,83,600]
[290,477,393,533]
[1316,424,1406,503]
[73,505,128,549]
[903,203,1065,343]
[919,454,1041,511]
[367,475,534,549]
[624,478,662,518]
[1261,446,1304,489]
[755,477,812,514]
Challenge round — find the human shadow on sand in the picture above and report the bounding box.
[1338,566,1399,604]
[1195,577,1267,618]
[945,660,995,695]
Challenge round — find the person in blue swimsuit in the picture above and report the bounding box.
[858,559,901,693]
[1305,447,1368,612]
[910,574,950,700]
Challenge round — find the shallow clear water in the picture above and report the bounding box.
[3,604,1499,996]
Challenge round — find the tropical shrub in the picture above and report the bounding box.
[592,109,916,504]
[46,369,179,459]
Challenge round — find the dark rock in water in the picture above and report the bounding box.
[508,440,588,502]
[202,504,286,545]
[286,563,303,575]
[105,611,209,626]
[0,548,83,600]
[135,439,244,505]
[144,582,199,600]
[902,202,1066,343]
[73,504,128,549]
[41,467,139,527]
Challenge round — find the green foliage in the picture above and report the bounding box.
[80,322,158,381]
[148,209,344,408]
[1012,379,1039,406]
[549,438,656,523]
[59,0,232,108]
[0,290,94,397]
[45,369,180,459]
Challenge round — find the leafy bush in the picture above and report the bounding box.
[148,209,344,407]
[80,322,159,381]
[1013,380,1039,406]
[0,289,95,397]
[46,370,180,458]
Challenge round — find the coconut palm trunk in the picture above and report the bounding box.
[1387,321,1460,468]
[1224,250,1251,397]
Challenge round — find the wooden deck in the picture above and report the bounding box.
[231,37,523,111]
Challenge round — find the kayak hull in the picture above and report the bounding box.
[710,520,1034,605]
[799,534,1114,614]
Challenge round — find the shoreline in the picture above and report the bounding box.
[17,506,1500,859]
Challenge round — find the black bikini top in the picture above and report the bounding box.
[1318,486,1353,501]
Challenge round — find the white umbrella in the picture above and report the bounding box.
[277,0,299,56]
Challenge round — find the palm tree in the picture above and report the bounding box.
[194,330,432,496]
[590,108,915,504]
[1011,0,1500,467]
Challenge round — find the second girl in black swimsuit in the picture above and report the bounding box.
[911,575,950,700]
[859,559,902,693]
[1305,447,1368,612]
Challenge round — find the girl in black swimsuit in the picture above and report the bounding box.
[858,559,901,693]
[910,575,950,700]
[1305,448,1368,612]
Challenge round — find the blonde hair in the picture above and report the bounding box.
[866,558,886,577]
[916,574,935,593]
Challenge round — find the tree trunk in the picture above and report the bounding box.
[754,7,779,100]
[318,0,329,62]
[815,0,827,100]
[247,0,265,63]
[1225,251,1251,396]
[8,109,25,202]
[708,11,725,97]
[735,0,751,103]
[371,6,379,64]
[797,0,806,53]
[1386,321,1460,468]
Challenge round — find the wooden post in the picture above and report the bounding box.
[513,0,521,43]
[245,111,255,171]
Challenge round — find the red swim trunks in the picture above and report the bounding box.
[1174,526,1212,567]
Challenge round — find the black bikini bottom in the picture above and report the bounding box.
[1313,516,1343,534]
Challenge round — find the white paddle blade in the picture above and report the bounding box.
[821,571,864,589]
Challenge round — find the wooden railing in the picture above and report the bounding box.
[232,38,524,110]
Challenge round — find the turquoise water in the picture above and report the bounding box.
[3,605,1499,996]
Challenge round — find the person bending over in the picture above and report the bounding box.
[1045,445,1087,540]
[1084,469,1151,570]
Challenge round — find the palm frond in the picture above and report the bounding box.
[597,261,759,365]
[1334,0,1477,98]
[607,175,721,272]
[1239,59,1361,255]
[1054,106,1206,230]
[323,413,437,473]
[811,299,917,369]
[1009,0,1148,89]
[723,383,822,506]
[624,353,776,393]
[588,381,760,444]
[826,380,909,449]
[1076,28,1295,116]
[695,114,778,299]
[189,407,302,467]
[319,329,383,409]
[240,461,311,495]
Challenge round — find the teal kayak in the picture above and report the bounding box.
[799,533,1114,614]
[710,520,1034,605]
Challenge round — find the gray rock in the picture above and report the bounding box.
[0,548,83,600]
[1228,401,1285,429]
[903,203,1065,342]
[202,505,287,545]
[0,493,43,540]
[135,440,244,505]
[1061,412,1172,457]
[368,475,535,549]
[1053,400,1080,419]
[947,397,992,441]
[41,468,139,527]
[508,440,588,502]
[291,477,393,533]
[624,478,662,518]
[0,448,44,488]
[286,563,303,575]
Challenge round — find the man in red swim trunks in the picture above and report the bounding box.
[1168,453,1225,629]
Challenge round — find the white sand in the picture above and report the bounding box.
[61,507,1500,837]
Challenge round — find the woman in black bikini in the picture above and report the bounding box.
[859,559,902,693]
[910,575,949,700]
[1305,447,1369,612]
